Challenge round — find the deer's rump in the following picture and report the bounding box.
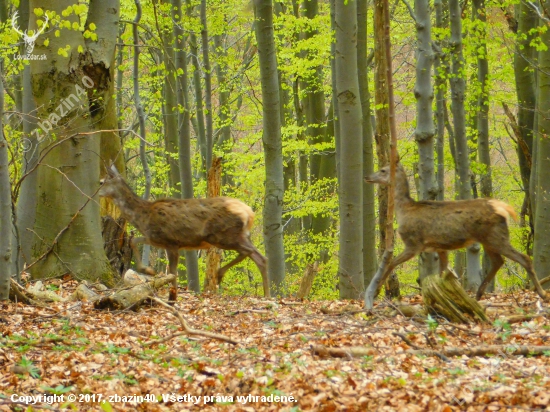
[397,198,512,252]
[138,197,254,250]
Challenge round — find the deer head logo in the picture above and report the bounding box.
[11,11,49,55]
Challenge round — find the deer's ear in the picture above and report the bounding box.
[109,164,120,176]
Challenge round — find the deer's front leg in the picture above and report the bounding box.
[131,237,156,276]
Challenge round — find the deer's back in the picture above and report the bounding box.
[134,197,254,250]
[396,198,511,252]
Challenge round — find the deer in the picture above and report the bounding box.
[99,165,268,301]
[364,163,548,301]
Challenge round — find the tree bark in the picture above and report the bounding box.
[533,0,550,285]
[200,0,213,171]
[0,57,11,300]
[335,0,364,299]
[472,0,494,291]
[414,0,438,282]
[373,0,390,257]
[358,0,377,286]
[449,0,480,289]
[28,0,120,286]
[254,0,286,295]
[173,0,200,292]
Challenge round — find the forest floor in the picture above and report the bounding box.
[0,282,549,412]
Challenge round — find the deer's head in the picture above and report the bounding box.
[99,165,123,198]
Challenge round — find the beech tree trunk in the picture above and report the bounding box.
[335,0,364,299]
[533,0,550,285]
[449,0,480,289]
[0,56,11,300]
[27,0,120,286]
[414,0,438,282]
[173,0,200,292]
[254,0,286,294]
[358,0,377,285]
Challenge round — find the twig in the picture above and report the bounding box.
[392,332,421,349]
[143,298,238,346]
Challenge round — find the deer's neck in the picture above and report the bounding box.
[111,185,149,224]
[393,170,415,219]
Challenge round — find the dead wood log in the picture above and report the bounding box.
[9,279,31,304]
[296,262,319,299]
[204,157,223,293]
[123,269,154,286]
[68,284,100,302]
[143,297,238,345]
[27,281,66,302]
[312,344,550,359]
[422,271,489,324]
[94,274,176,311]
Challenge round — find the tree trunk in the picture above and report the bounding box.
[15,1,39,273]
[0,57,11,300]
[187,1,207,174]
[254,0,286,295]
[358,0,377,286]
[173,0,200,292]
[27,0,120,286]
[472,0,494,292]
[433,0,447,202]
[204,158,222,292]
[213,34,232,150]
[414,0,439,282]
[335,0,364,299]
[200,0,214,171]
[533,1,550,285]
[449,0,480,289]
[514,1,536,249]
[373,0,390,257]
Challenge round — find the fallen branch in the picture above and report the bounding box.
[143,297,238,346]
[312,343,550,360]
[407,345,550,358]
[94,274,175,311]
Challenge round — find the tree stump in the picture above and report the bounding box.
[422,271,489,324]
[102,216,132,277]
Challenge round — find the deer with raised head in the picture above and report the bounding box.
[99,166,268,300]
[365,163,548,301]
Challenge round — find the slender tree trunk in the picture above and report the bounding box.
[187,1,207,174]
[514,1,536,249]
[472,0,494,291]
[173,0,200,291]
[358,0,377,285]
[335,0,364,299]
[254,0,286,295]
[449,0,480,289]
[434,0,447,201]
[0,57,12,300]
[15,0,38,271]
[374,0,390,257]
[414,0,438,282]
[213,34,232,149]
[533,0,550,285]
[200,0,213,170]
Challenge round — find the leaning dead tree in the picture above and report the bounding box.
[364,0,398,310]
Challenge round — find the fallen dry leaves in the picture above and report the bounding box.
[0,284,549,412]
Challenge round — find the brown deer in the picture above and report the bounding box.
[365,163,548,301]
[99,165,268,300]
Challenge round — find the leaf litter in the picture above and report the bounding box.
[0,284,549,412]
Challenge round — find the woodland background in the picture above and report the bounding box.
[0,0,549,300]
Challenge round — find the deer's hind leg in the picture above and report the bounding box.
[498,244,548,300]
[476,249,503,300]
